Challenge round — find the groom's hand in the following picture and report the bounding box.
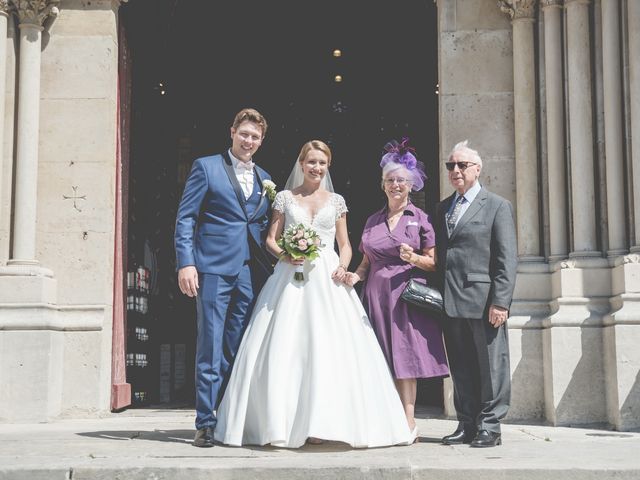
[178,266,199,297]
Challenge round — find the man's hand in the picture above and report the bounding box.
[488,304,508,328]
[178,266,199,297]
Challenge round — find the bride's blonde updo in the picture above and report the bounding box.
[298,140,332,166]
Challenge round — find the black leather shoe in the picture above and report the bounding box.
[442,428,476,445]
[193,426,214,448]
[469,430,502,448]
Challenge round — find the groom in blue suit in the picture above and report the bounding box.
[174,108,273,447]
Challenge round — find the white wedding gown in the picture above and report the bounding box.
[214,190,412,448]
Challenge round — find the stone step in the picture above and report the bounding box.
[0,411,638,480]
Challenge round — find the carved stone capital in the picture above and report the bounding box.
[624,254,640,264]
[540,0,562,8]
[10,0,59,27]
[0,0,12,16]
[500,0,537,19]
[499,0,537,20]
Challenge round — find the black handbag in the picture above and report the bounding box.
[400,278,444,315]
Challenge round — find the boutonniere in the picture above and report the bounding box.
[262,179,277,202]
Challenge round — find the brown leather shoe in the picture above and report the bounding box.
[193,426,214,447]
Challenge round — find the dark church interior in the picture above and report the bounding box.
[119,0,441,410]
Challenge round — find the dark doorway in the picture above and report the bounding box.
[120,0,441,409]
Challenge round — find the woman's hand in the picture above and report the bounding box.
[331,264,347,282]
[343,272,361,287]
[399,243,415,264]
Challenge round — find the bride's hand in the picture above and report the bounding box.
[286,256,304,266]
[278,251,304,265]
[343,272,361,287]
[331,265,347,282]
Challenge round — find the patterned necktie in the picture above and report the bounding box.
[446,195,465,236]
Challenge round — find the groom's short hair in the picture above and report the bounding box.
[232,108,268,137]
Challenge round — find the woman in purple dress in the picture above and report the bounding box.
[345,138,449,435]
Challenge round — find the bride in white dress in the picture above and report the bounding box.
[214,140,414,448]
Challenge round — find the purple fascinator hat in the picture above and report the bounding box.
[379,137,427,191]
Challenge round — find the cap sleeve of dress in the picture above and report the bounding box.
[420,212,436,249]
[332,193,349,220]
[273,190,287,214]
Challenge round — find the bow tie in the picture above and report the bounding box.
[236,161,254,171]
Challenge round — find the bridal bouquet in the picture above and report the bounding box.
[277,223,323,281]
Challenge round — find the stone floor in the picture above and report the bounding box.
[0,407,639,479]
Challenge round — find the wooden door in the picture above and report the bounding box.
[111,8,132,410]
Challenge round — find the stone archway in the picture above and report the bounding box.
[116,0,442,409]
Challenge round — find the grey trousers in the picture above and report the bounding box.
[443,316,511,434]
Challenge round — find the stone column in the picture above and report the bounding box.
[541,0,567,259]
[0,1,10,235]
[0,0,61,423]
[500,0,542,260]
[601,0,626,256]
[600,0,640,433]
[629,0,640,250]
[7,0,59,265]
[0,9,16,263]
[566,0,598,256]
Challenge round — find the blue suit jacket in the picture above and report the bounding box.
[174,152,272,276]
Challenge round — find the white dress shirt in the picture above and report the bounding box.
[229,149,254,199]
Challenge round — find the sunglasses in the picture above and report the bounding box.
[445,161,477,171]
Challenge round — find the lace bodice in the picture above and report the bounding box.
[273,190,348,245]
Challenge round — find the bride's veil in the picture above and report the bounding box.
[284,156,335,193]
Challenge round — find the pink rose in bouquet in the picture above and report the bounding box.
[277,223,323,281]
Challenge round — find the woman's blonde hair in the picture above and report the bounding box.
[297,140,332,165]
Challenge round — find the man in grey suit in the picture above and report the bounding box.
[435,140,517,448]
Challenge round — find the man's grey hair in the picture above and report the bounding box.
[448,140,482,167]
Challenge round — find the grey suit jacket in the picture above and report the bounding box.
[435,187,517,320]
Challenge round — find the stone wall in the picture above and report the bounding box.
[0,0,119,421]
[437,0,515,203]
[0,0,638,429]
[438,0,640,430]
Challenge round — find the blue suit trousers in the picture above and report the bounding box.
[195,264,255,429]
